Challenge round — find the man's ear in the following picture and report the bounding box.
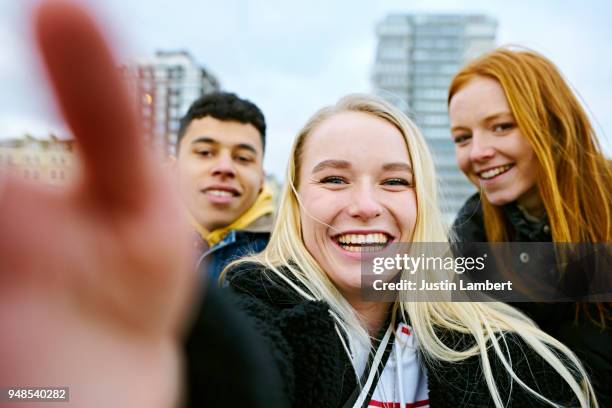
[259,169,265,194]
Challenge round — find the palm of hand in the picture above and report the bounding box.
[0,2,195,407]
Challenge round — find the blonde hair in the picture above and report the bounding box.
[226,94,597,407]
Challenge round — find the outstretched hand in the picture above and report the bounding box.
[0,1,195,406]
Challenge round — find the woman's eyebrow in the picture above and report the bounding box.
[483,111,513,125]
[382,162,412,173]
[450,124,469,133]
[311,159,351,173]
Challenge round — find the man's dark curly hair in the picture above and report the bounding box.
[176,92,266,153]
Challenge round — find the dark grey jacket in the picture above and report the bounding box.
[453,193,611,407]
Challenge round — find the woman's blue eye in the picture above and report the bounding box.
[320,176,347,184]
[453,134,471,144]
[493,122,514,132]
[384,178,410,186]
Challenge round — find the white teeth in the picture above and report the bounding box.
[339,244,386,253]
[336,233,389,245]
[480,165,512,180]
[207,189,234,197]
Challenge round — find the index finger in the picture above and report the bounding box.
[35,0,153,211]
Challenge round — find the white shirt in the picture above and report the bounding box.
[352,323,430,408]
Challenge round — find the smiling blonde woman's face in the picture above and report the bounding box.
[297,111,417,299]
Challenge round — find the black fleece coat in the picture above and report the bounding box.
[185,261,581,407]
[452,193,611,407]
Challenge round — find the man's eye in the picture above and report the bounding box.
[196,150,212,157]
[383,178,411,187]
[236,155,254,163]
[320,176,347,184]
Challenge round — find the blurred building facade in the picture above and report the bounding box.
[0,135,75,184]
[372,14,497,221]
[121,50,220,155]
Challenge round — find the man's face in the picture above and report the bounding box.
[175,116,264,231]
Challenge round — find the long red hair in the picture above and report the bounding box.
[449,47,611,324]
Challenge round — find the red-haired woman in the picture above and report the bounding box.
[448,47,611,405]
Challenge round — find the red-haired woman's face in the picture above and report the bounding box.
[449,76,542,214]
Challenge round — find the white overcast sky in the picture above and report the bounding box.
[1,0,611,178]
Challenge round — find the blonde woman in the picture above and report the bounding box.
[449,47,611,405]
[218,94,598,407]
[0,3,598,406]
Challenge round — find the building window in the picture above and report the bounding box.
[420,114,449,126]
[423,127,452,139]
[413,100,448,112]
[413,88,447,99]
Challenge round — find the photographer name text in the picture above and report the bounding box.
[371,279,513,291]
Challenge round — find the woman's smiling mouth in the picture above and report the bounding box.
[477,164,514,180]
[331,231,394,253]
